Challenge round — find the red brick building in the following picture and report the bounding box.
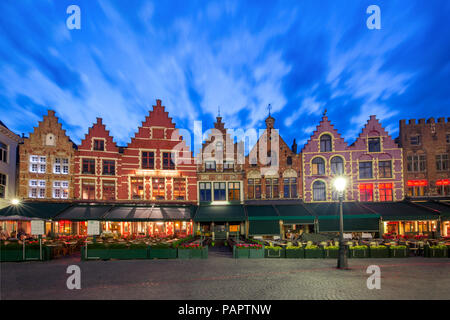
[74,118,121,201]
[399,117,450,198]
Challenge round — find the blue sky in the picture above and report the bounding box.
[0,0,449,154]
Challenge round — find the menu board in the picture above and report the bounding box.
[229,225,240,233]
[31,220,45,235]
[87,221,100,235]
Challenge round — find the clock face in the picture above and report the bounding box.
[45,133,55,146]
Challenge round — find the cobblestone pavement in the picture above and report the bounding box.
[1,250,449,300]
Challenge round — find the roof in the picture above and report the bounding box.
[194,205,246,222]
[0,202,72,220]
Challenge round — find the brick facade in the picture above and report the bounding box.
[399,117,450,197]
[302,113,404,202]
[18,110,75,201]
[244,115,301,201]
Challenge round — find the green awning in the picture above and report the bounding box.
[194,205,245,222]
[0,202,72,220]
[246,205,279,221]
[318,216,380,232]
[249,220,280,235]
[275,204,315,224]
[54,205,112,221]
[412,201,450,220]
[361,202,440,221]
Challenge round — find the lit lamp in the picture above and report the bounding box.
[333,176,348,269]
[11,198,20,206]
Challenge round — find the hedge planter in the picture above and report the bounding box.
[1,250,21,262]
[149,247,177,259]
[1,244,51,262]
[191,247,208,259]
[233,247,249,258]
[389,247,409,258]
[369,247,389,258]
[349,246,369,258]
[264,247,286,258]
[248,248,264,259]
[425,246,448,258]
[178,248,191,259]
[285,248,304,258]
[324,248,339,259]
[82,247,110,260]
[24,247,50,260]
[304,248,324,259]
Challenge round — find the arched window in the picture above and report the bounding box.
[320,134,332,152]
[313,181,326,201]
[312,157,325,175]
[330,156,344,175]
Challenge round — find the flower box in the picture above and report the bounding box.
[264,247,285,258]
[285,247,304,258]
[304,247,324,259]
[177,248,191,259]
[1,249,21,262]
[24,247,50,260]
[233,247,249,258]
[191,248,206,259]
[324,247,339,258]
[248,247,264,259]
[425,245,448,258]
[149,247,177,259]
[349,246,369,258]
[369,246,389,258]
[82,247,110,260]
[389,246,408,258]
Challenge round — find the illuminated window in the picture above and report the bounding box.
[368,138,381,152]
[359,184,373,201]
[131,177,145,200]
[213,182,226,201]
[152,178,165,200]
[312,157,325,175]
[330,156,343,175]
[173,178,186,200]
[53,181,69,199]
[93,139,104,151]
[102,160,115,175]
[378,161,392,178]
[247,179,261,199]
[0,173,6,198]
[57,221,72,234]
[82,159,95,174]
[199,182,212,202]
[407,180,427,197]
[436,180,450,196]
[359,161,373,179]
[82,180,95,200]
[102,181,115,200]
[379,183,393,201]
[0,141,7,163]
[312,180,326,201]
[228,182,240,201]
[265,178,279,199]
[54,158,69,174]
[141,152,154,169]
[163,152,175,170]
[29,179,46,198]
[320,134,332,152]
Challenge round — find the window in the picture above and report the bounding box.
[205,161,216,171]
[29,156,46,173]
[0,141,7,163]
[82,180,95,200]
[199,182,212,202]
[379,183,393,201]
[320,134,332,152]
[151,178,165,200]
[436,180,450,196]
[378,161,392,178]
[213,182,226,201]
[359,184,373,201]
[359,161,373,179]
[368,138,381,152]
[163,152,175,170]
[228,182,240,201]
[224,161,234,171]
[312,181,326,201]
[82,159,96,174]
[29,180,46,198]
[447,134,450,144]
[102,181,115,200]
[93,139,104,151]
[284,178,297,198]
[102,160,115,175]
[0,173,6,198]
[173,178,186,200]
[142,152,154,169]
[287,156,292,166]
[53,181,69,199]
[247,179,261,199]
[131,177,145,200]
[410,135,421,145]
[407,155,426,172]
[436,154,449,171]
[330,156,344,175]
[54,158,69,174]
[312,157,325,175]
[265,178,279,199]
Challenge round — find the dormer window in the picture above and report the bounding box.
[368,138,381,152]
[320,134,332,152]
[93,139,104,151]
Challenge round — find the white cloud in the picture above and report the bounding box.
[284,96,324,127]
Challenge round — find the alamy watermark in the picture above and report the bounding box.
[366,265,381,289]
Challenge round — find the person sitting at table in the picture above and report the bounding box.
[8,231,18,240]
[0,226,9,240]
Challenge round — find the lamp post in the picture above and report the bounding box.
[333,176,348,269]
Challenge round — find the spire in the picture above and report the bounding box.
[323,108,327,117]
[268,103,272,117]
[291,139,298,153]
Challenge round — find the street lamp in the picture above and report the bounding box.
[11,198,21,206]
[333,176,348,269]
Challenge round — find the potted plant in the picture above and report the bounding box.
[323,245,339,258]
[425,244,448,258]
[285,246,304,258]
[233,243,250,258]
[127,242,148,259]
[264,246,285,258]
[304,245,324,258]
[389,245,408,258]
[149,243,177,259]
[349,245,369,258]
[369,245,389,258]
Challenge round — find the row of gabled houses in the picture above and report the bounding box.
[0,99,449,240]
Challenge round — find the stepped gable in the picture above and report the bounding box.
[78,117,119,152]
[349,115,398,151]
